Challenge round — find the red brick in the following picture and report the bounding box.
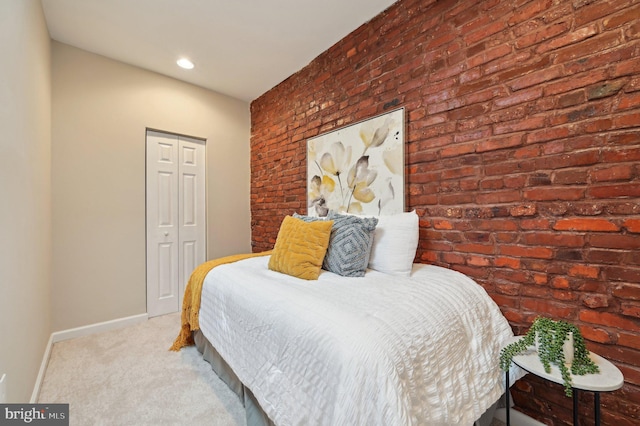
[617,91,640,110]
[495,87,544,108]
[508,67,564,92]
[462,20,505,45]
[538,23,599,54]
[575,0,636,27]
[495,257,521,269]
[591,234,640,250]
[591,164,634,182]
[523,187,584,201]
[522,232,584,247]
[579,325,614,344]
[433,220,454,230]
[523,285,550,298]
[612,283,640,301]
[494,116,546,135]
[588,182,640,198]
[550,277,570,289]
[623,219,640,233]
[510,204,537,217]
[467,255,491,266]
[476,190,520,204]
[456,243,495,255]
[569,264,600,279]
[606,266,640,283]
[614,56,640,78]
[526,126,572,144]
[580,310,639,330]
[521,298,576,318]
[582,294,609,308]
[551,289,576,301]
[520,218,551,230]
[442,252,465,265]
[499,245,554,259]
[614,111,640,129]
[621,303,640,319]
[553,218,620,232]
[515,20,571,49]
[544,69,609,96]
[477,135,523,152]
[618,332,640,350]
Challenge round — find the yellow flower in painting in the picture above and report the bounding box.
[347,202,363,214]
[321,174,335,192]
[308,174,336,217]
[352,182,375,203]
[359,117,392,151]
[347,156,377,205]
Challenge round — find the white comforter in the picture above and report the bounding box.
[199,256,516,426]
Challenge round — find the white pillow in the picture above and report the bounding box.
[368,210,419,276]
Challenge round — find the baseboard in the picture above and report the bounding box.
[50,313,148,343]
[30,333,53,403]
[494,407,546,426]
[31,313,148,402]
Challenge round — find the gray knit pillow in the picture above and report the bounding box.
[293,212,378,277]
[323,212,378,277]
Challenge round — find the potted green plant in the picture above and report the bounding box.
[499,317,600,396]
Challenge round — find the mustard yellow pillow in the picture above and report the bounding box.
[268,215,334,280]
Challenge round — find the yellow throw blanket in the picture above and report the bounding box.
[170,250,272,351]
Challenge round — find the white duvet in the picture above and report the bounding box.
[199,256,516,426]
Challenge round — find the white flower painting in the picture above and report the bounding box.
[307,108,405,217]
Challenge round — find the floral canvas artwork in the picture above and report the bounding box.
[307,108,405,217]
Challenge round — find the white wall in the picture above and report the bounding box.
[0,0,52,402]
[51,42,252,331]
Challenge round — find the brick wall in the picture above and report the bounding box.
[250,0,640,424]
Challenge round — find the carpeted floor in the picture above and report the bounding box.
[38,313,507,426]
[38,313,245,425]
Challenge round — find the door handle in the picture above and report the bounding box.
[164,231,169,236]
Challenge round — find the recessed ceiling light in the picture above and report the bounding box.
[177,58,194,69]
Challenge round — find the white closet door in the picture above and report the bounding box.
[177,136,206,309]
[146,131,206,317]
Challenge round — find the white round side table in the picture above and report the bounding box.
[504,336,624,426]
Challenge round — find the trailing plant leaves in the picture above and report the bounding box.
[499,317,600,397]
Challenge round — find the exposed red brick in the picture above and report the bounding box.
[580,310,640,330]
[582,294,609,308]
[495,256,521,269]
[553,218,620,232]
[550,277,570,289]
[569,264,600,279]
[591,234,640,250]
[612,283,640,301]
[250,0,640,423]
[621,303,640,319]
[499,245,554,259]
[579,325,614,344]
[521,298,576,318]
[619,333,640,355]
[623,219,640,233]
[588,182,640,198]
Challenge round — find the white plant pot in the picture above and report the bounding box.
[535,331,574,365]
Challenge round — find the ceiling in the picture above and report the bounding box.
[41,0,398,102]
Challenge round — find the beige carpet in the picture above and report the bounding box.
[38,313,245,426]
[38,312,506,426]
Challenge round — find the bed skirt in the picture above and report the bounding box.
[194,330,499,426]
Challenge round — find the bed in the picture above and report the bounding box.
[175,211,522,426]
